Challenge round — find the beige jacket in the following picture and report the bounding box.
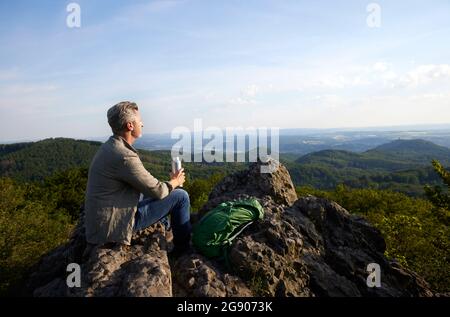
[84,135,172,245]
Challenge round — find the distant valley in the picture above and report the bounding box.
[128,125,450,155]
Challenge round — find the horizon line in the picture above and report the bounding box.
[2,122,450,144]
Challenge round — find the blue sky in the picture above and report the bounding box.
[1,0,450,142]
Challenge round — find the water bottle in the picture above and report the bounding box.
[171,156,183,187]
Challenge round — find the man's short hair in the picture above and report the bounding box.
[107,101,139,134]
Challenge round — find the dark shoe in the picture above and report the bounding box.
[169,245,194,259]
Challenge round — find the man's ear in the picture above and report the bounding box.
[127,122,134,131]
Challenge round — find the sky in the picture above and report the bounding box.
[0,0,450,142]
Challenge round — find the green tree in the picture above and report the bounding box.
[0,178,73,295]
[424,160,450,225]
[296,184,450,293]
[184,173,225,212]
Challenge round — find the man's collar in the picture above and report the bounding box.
[112,134,138,153]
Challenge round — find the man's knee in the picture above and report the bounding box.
[172,188,190,203]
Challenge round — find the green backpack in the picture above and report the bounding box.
[192,198,264,259]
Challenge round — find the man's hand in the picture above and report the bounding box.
[169,168,185,188]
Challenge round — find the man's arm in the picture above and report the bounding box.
[117,152,172,200]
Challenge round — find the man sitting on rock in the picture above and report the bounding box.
[84,101,191,254]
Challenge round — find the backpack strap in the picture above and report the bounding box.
[221,221,255,271]
[226,221,255,244]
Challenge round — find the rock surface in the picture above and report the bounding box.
[25,159,434,297]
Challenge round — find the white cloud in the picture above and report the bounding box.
[372,62,389,72]
[228,84,260,106]
[314,76,347,89]
[241,84,260,97]
[409,92,450,101]
[2,60,450,141]
[262,62,450,92]
[229,96,257,106]
[313,94,347,109]
[397,64,450,88]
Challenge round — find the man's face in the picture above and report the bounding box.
[131,110,143,138]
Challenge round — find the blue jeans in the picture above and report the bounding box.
[133,188,192,249]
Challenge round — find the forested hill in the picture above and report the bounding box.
[0,138,244,182]
[287,139,450,195]
[1,138,449,195]
[0,138,102,181]
[366,139,450,165]
[296,139,450,168]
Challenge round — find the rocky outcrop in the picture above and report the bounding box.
[203,158,297,210]
[25,159,434,297]
[27,218,172,297]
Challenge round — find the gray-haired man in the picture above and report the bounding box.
[84,101,191,254]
